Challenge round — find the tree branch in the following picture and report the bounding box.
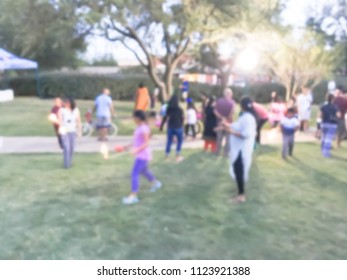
[126,26,164,88]
[174,27,186,57]
[109,19,133,38]
[176,36,191,59]
[164,29,172,60]
[105,28,122,42]
[120,40,148,68]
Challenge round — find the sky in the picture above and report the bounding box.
[83,0,331,65]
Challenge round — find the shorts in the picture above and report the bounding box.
[337,118,346,139]
[96,117,111,129]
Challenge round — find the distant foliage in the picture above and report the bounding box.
[9,73,154,100]
[8,73,331,104]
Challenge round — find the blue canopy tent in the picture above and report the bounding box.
[0,48,40,97]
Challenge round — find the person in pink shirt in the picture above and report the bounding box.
[253,102,269,144]
[122,110,162,205]
[269,96,287,128]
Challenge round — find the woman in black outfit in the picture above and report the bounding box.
[160,93,185,162]
[203,96,218,152]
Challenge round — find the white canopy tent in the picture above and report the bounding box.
[0,48,40,97]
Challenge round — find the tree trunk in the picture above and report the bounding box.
[220,73,229,93]
[164,62,177,101]
[158,84,168,103]
[219,64,232,95]
[285,82,291,102]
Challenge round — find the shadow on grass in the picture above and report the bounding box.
[289,157,347,193]
[331,155,347,162]
[255,145,278,157]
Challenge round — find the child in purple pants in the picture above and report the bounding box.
[122,110,162,205]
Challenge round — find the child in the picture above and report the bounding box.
[122,110,162,205]
[269,96,287,128]
[85,108,93,124]
[280,108,300,160]
[49,97,63,149]
[185,102,197,139]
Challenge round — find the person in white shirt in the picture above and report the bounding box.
[58,97,81,169]
[216,97,257,203]
[280,108,300,160]
[297,86,313,132]
[185,102,197,139]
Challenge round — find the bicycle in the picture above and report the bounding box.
[82,110,118,137]
[194,112,204,135]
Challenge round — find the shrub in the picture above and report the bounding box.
[7,72,339,104]
[9,73,157,100]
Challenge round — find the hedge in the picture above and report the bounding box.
[6,72,334,104]
[8,73,156,100]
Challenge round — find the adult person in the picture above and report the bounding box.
[203,96,218,153]
[160,93,185,162]
[199,91,209,120]
[94,88,115,142]
[135,82,150,112]
[321,94,340,157]
[297,86,313,132]
[253,102,269,144]
[218,97,257,203]
[214,88,235,156]
[58,97,81,169]
[333,86,347,148]
[50,97,63,149]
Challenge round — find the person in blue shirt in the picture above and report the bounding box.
[280,108,300,160]
[180,79,189,101]
[93,88,115,141]
[320,93,340,158]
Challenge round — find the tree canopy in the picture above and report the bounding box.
[77,0,248,100]
[0,0,90,69]
[0,0,342,100]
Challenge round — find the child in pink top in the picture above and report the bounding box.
[122,110,162,205]
[269,96,287,128]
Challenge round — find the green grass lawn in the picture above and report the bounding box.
[1,144,347,260]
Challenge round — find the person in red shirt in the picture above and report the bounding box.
[333,86,347,147]
[253,102,269,144]
[50,97,63,149]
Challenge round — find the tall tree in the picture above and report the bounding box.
[194,0,283,92]
[265,31,341,100]
[306,0,347,74]
[80,0,244,100]
[0,0,90,69]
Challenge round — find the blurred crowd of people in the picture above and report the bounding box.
[48,81,347,204]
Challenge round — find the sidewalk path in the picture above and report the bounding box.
[0,131,318,154]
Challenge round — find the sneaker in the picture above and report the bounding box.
[122,196,139,205]
[149,181,162,193]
